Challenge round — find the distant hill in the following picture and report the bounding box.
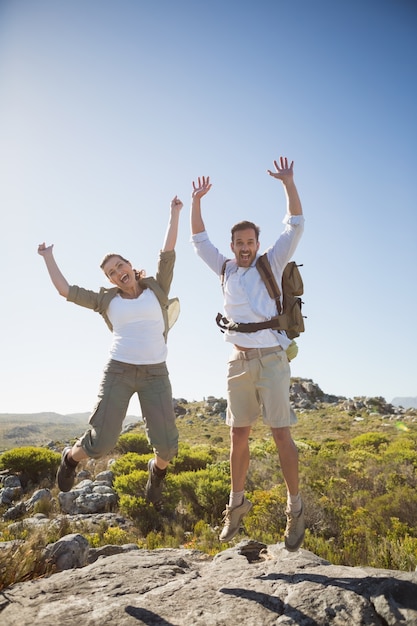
[391,397,417,409]
[0,412,91,424]
[0,412,140,451]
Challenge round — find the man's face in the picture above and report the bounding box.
[231,228,260,267]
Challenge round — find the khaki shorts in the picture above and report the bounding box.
[226,346,297,428]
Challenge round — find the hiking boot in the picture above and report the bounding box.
[56,447,77,492]
[219,497,252,542]
[145,459,166,509]
[284,502,305,552]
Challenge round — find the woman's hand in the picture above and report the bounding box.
[38,242,54,256]
[170,195,183,213]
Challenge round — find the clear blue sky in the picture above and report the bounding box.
[1,0,416,415]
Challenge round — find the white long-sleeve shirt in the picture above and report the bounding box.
[191,214,305,350]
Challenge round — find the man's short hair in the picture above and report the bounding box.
[231,220,260,242]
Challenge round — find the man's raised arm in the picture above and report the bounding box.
[267,156,302,217]
[190,175,212,235]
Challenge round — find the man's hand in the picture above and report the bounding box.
[268,156,302,215]
[267,156,294,184]
[192,176,212,200]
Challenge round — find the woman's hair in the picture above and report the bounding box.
[100,253,145,279]
[100,253,129,270]
[231,220,260,242]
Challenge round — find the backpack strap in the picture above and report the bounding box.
[216,312,284,333]
[220,259,230,289]
[255,253,282,315]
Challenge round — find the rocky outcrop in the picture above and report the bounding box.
[1,469,118,522]
[289,379,417,419]
[1,540,416,625]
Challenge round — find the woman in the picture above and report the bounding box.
[38,195,183,509]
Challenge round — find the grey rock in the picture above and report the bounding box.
[42,533,90,571]
[76,469,92,481]
[0,539,24,551]
[0,486,22,505]
[74,478,94,491]
[92,484,115,494]
[88,542,139,564]
[2,501,26,521]
[7,514,50,533]
[57,478,118,515]
[50,512,131,531]
[3,476,22,489]
[58,490,77,513]
[95,470,114,485]
[1,542,416,625]
[74,491,117,514]
[25,488,52,510]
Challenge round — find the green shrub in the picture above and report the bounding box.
[183,520,223,555]
[111,453,150,476]
[145,530,164,550]
[118,495,161,535]
[113,469,148,496]
[102,527,134,546]
[114,467,181,519]
[350,432,389,451]
[317,440,349,459]
[384,437,417,466]
[194,469,230,524]
[249,438,276,460]
[244,487,286,542]
[156,465,230,527]
[115,432,151,455]
[0,447,60,486]
[368,486,417,530]
[171,443,216,473]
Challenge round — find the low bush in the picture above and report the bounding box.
[0,447,60,486]
[115,432,151,455]
[111,452,149,476]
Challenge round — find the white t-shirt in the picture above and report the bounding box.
[107,288,167,364]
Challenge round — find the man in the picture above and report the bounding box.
[190,156,305,551]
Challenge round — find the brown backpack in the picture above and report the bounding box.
[216,253,305,340]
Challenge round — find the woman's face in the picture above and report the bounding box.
[103,255,135,291]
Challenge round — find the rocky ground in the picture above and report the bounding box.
[1,540,417,625]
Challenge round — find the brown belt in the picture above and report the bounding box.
[233,345,282,360]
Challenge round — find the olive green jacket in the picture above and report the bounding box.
[67,249,179,342]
